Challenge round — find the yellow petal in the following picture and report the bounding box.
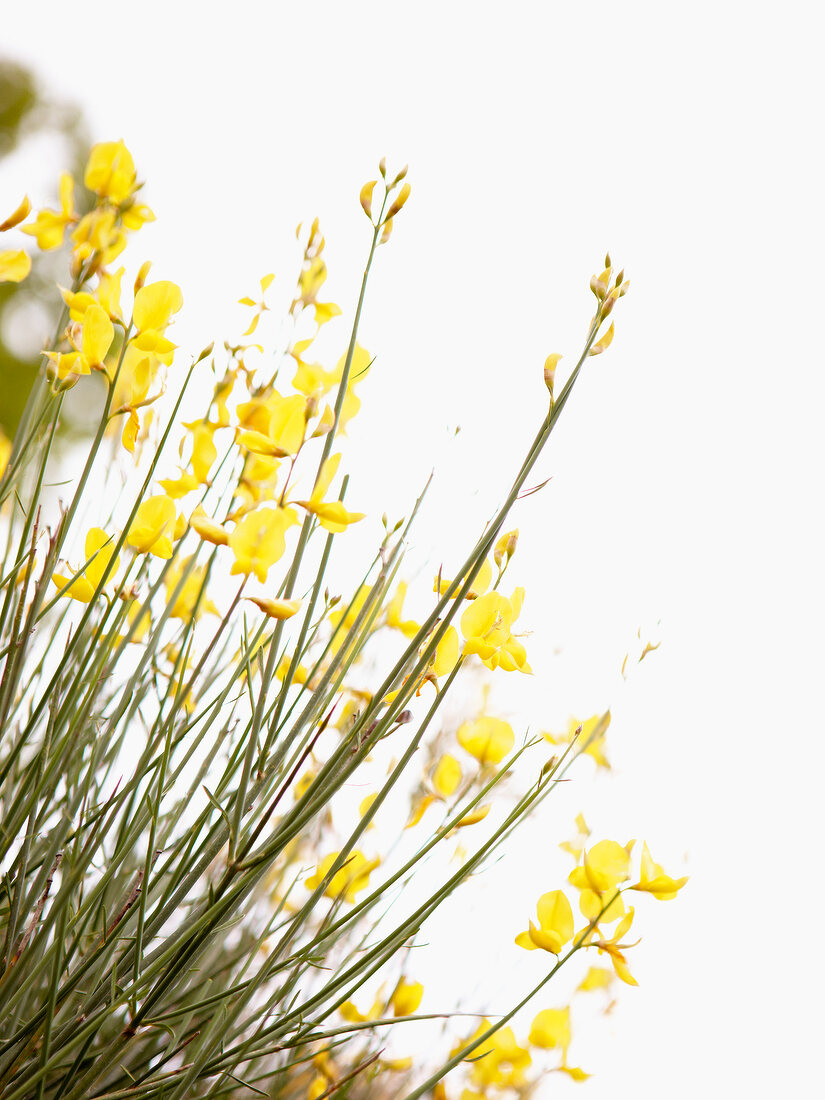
[246,596,302,620]
[0,249,31,283]
[529,1007,570,1050]
[457,716,514,765]
[432,753,461,797]
[0,195,31,232]
[535,889,574,948]
[81,304,114,368]
[133,280,183,332]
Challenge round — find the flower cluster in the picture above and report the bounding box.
[0,141,682,1100]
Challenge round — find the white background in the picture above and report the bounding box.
[4,1,824,1093]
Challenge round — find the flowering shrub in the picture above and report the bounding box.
[0,142,685,1099]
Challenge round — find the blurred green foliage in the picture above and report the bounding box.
[0,58,88,436]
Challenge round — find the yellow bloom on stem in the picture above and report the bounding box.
[0,250,31,283]
[390,979,423,1017]
[47,303,115,380]
[460,587,530,672]
[516,889,575,954]
[305,850,379,904]
[457,715,514,765]
[434,556,492,599]
[529,1007,570,1051]
[585,908,640,986]
[52,527,119,603]
[125,496,178,558]
[228,506,298,582]
[22,173,75,250]
[629,842,688,900]
[295,453,365,533]
[237,392,307,457]
[84,140,137,204]
[544,711,611,770]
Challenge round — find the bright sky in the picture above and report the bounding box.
[4,1,824,1094]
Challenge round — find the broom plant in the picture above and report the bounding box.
[0,143,685,1099]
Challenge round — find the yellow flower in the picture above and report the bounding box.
[164,557,219,620]
[0,250,31,283]
[228,506,298,582]
[385,581,419,637]
[245,596,302,620]
[46,303,115,380]
[460,587,530,672]
[434,556,492,599]
[529,1007,570,1051]
[454,804,490,828]
[189,505,229,546]
[84,140,137,204]
[432,753,461,797]
[125,496,178,558]
[577,966,614,993]
[515,889,575,954]
[52,527,119,603]
[70,209,126,264]
[305,850,379,904]
[463,1021,531,1089]
[22,173,75,250]
[584,908,639,986]
[295,454,365,533]
[390,979,423,1017]
[544,711,611,770]
[457,715,514,765]
[569,839,632,897]
[133,280,183,334]
[629,842,688,900]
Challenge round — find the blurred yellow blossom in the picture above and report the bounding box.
[84,140,137,204]
[457,715,514,765]
[390,979,423,1017]
[305,850,379,904]
[529,1007,570,1051]
[0,250,31,283]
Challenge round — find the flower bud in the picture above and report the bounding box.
[360,180,377,219]
[494,528,519,567]
[386,182,411,220]
[543,353,562,397]
[133,260,152,296]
